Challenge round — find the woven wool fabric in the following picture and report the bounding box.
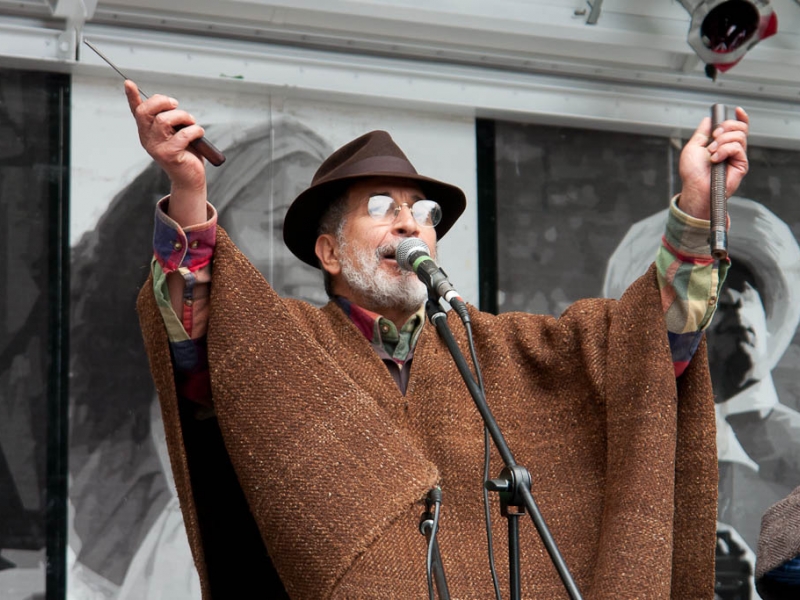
[756,486,800,592]
[138,228,718,599]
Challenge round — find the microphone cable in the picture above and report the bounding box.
[420,485,450,600]
[463,320,503,600]
[426,487,443,600]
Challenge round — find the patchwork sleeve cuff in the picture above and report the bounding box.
[153,196,217,274]
[665,195,716,260]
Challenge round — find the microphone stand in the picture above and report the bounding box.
[419,488,451,600]
[425,298,584,600]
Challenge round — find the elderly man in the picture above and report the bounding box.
[126,80,748,599]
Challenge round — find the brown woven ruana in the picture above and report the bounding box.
[137,228,718,599]
[756,485,800,597]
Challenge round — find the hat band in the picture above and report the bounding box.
[327,155,418,180]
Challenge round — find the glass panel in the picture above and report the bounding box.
[0,68,68,600]
[493,120,672,316]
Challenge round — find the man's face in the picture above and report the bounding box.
[329,177,439,315]
[220,153,327,306]
[707,275,769,401]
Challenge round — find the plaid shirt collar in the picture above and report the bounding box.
[333,296,425,363]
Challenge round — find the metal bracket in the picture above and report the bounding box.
[49,0,98,59]
[586,0,604,25]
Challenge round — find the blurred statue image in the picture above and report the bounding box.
[604,196,800,599]
[68,118,333,599]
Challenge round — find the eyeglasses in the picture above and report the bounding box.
[366,195,442,228]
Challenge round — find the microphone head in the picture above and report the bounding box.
[396,238,430,271]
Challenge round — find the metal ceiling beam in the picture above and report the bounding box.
[60,23,800,151]
[2,1,800,149]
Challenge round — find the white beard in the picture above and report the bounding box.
[338,237,428,314]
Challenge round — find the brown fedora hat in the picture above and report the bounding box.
[283,130,467,268]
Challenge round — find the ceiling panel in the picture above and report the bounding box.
[1,0,799,146]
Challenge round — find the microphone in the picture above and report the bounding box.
[396,238,469,321]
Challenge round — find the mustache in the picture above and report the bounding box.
[376,242,398,260]
[375,239,435,261]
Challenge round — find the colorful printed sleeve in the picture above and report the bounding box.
[152,197,217,407]
[657,196,729,377]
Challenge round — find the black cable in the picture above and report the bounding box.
[423,487,444,600]
[483,426,503,600]
[428,498,442,600]
[427,523,435,600]
[464,321,502,600]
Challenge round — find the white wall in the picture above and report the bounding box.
[71,73,479,301]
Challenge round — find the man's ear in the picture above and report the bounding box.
[315,234,341,276]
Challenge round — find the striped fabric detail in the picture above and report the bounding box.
[657,197,729,376]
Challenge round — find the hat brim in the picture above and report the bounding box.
[283,172,467,268]
[603,197,800,370]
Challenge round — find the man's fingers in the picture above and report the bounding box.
[123,80,141,113]
[711,108,749,146]
[708,136,747,160]
[125,81,179,121]
[690,116,713,146]
[171,123,206,146]
[718,149,746,166]
[123,82,202,147]
[709,130,747,152]
[135,95,179,122]
[734,106,750,126]
[711,144,748,169]
[153,109,197,132]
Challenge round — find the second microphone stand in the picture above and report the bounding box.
[425,296,584,600]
